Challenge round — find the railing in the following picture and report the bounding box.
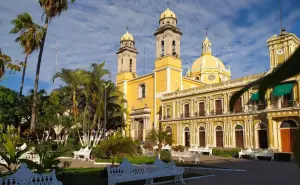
[281,100,295,108]
[233,106,243,114]
[162,115,171,120]
[248,104,266,112]
[194,111,206,117]
[210,109,224,116]
[271,100,296,109]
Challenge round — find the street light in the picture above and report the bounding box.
[103,82,110,139]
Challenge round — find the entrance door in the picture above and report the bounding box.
[280,120,298,152]
[137,120,143,141]
[184,127,190,147]
[235,130,244,148]
[216,126,223,147]
[234,97,242,113]
[258,130,268,149]
[199,127,205,147]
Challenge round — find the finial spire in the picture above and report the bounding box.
[279,0,285,33]
[126,26,129,32]
[205,27,209,37]
[165,1,170,9]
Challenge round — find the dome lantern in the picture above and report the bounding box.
[120,31,134,42]
[160,8,177,21]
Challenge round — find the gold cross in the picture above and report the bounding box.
[205,27,210,36]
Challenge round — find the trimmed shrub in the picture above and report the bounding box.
[92,146,107,159]
[160,150,172,163]
[212,148,241,157]
[136,145,143,156]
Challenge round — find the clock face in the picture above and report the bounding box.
[276,49,284,55]
[208,74,216,81]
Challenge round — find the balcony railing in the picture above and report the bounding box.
[248,104,266,112]
[271,100,296,109]
[194,111,206,117]
[163,115,171,120]
[210,109,224,116]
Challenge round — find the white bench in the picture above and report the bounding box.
[0,163,62,185]
[172,150,199,164]
[238,148,256,159]
[254,149,274,161]
[73,146,92,160]
[189,146,212,156]
[107,157,185,185]
[162,144,172,151]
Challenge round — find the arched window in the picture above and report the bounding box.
[165,126,172,145]
[138,84,146,98]
[166,107,171,119]
[161,41,165,57]
[235,125,244,148]
[129,59,132,72]
[172,40,176,56]
[184,127,190,147]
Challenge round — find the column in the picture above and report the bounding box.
[161,103,164,120]
[267,89,271,109]
[191,99,194,116]
[297,81,300,106]
[267,117,274,148]
[173,101,176,119]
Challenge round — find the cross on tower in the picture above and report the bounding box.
[204,27,210,36]
[165,1,170,8]
[126,26,129,32]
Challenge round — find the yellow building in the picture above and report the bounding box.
[116,8,300,153]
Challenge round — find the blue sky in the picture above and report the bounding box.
[1,0,300,94]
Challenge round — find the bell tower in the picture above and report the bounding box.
[117,30,138,74]
[154,8,182,59]
[267,29,300,69]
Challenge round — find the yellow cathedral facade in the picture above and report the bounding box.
[116,8,300,153]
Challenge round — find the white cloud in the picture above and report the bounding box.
[0,0,300,93]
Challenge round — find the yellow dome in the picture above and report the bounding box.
[191,55,226,73]
[160,8,177,20]
[121,31,134,41]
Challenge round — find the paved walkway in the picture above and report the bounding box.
[184,156,300,185]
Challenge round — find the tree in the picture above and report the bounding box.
[0,86,30,128]
[99,133,136,166]
[0,49,21,80]
[229,47,300,168]
[31,0,76,131]
[10,12,43,97]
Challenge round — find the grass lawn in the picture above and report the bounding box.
[58,168,203,185]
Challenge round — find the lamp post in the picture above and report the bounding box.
[103,82,110,139]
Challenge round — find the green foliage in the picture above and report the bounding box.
[0,138,32,172]
[212,148,241,157]
[96,156,156,165]
[25,143,62,173]
[160,150,172,163]
[0,86,30,126]
[91,145,106,159]
[0,51,21,80]
[98,133,137,165]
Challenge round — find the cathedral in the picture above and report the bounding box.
[115,8,300,153]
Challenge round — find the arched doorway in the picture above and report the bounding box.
[235,125,244,148]
[280,120,298,152]
[215,126,223,147]
[165,126,172,145]
[199,126,206,147]
[257,123,268,149]
[184,127,190,147]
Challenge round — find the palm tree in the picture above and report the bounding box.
[229,47,300,167]
[52,68,84,145]
[30,0,76,130]
[10,13,43,97]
